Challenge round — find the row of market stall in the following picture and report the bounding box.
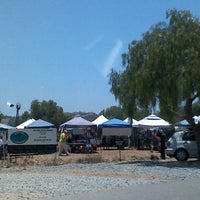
[0,114,194,156]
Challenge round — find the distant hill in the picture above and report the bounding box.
[66,112,99,122]
[1,116,15,125]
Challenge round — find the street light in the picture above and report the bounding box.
[6,102,14,107]
[7,102,21,126]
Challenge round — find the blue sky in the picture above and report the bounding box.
[0,0,199,116]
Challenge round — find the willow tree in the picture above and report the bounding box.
[109,9,200,158]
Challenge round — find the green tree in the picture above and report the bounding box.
[31,100,42,119]
[100,106,126,119]
[109,9,200,158]
[30,99,72,129]
[19,111,31,124]
[193,102,200,117]
[0,112,3,122]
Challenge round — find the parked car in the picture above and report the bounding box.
[165,130,198,161]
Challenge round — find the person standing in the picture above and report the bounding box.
[157,129,166,159]
[150,129,157,152]
[58,130,70,156]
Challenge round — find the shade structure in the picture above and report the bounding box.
[16,118,35,129]
[60,117,97,129]
[0,123,15,130]
[137,114,171,127]
[92,115,108,126]
[99,118,132,128]
[124,117,138,126]
[176,119,190,126]
[193,115,200,124]
[99,118,132,137]
[25,119,55,128]
[0,124,15,145]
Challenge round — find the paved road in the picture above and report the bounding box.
[66,179,200,200]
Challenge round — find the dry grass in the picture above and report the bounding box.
[0,148,162,168]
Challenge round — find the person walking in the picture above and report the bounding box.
[58,130,70,156]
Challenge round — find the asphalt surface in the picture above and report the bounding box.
[66,179,200,200]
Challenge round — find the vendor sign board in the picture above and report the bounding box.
[8,128,57,146]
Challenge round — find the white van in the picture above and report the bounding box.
[165,130,198,161]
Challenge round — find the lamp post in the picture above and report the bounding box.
[7,102,21,126]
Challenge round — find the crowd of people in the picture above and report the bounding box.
[136,128,167,159]
[57,127,167,159]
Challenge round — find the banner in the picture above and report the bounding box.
[8,128,57,145]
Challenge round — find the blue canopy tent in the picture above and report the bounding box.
[99,118,132,136]
[175,119,192,130]
[25,119,55,128]
[176,119,190,126]
[175,119,192,131]
[99,118,132,128]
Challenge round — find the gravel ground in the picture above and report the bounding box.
[0,159,200,200]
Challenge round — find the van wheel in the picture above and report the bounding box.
[175,149,189,161]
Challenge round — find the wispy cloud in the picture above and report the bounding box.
[84,35,104,51]
[101,39,123,78]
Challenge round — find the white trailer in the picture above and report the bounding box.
[8,128,57,154]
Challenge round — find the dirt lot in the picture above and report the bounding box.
[1,148,164,167]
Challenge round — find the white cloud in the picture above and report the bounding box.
[101,39,123,78]
[84,35,104,51]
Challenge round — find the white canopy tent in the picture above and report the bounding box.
[193,115,200,124]
[16,119,36,129]
[137,114,171,128]
[124,118,138,126]
[92,115,108,126]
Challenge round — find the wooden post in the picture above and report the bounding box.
[118,149,121,161]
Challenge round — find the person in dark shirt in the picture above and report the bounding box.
[157,129,166,159]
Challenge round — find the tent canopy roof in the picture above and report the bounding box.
[92,115,108,126]
[99,118,132,128]
[60,117,97,128]
[124,117,138,125]
[138,114,171,127]
[0,123,15,130]
[25,119,55,128]
[176,119,190,126]
[17,119,36,129]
